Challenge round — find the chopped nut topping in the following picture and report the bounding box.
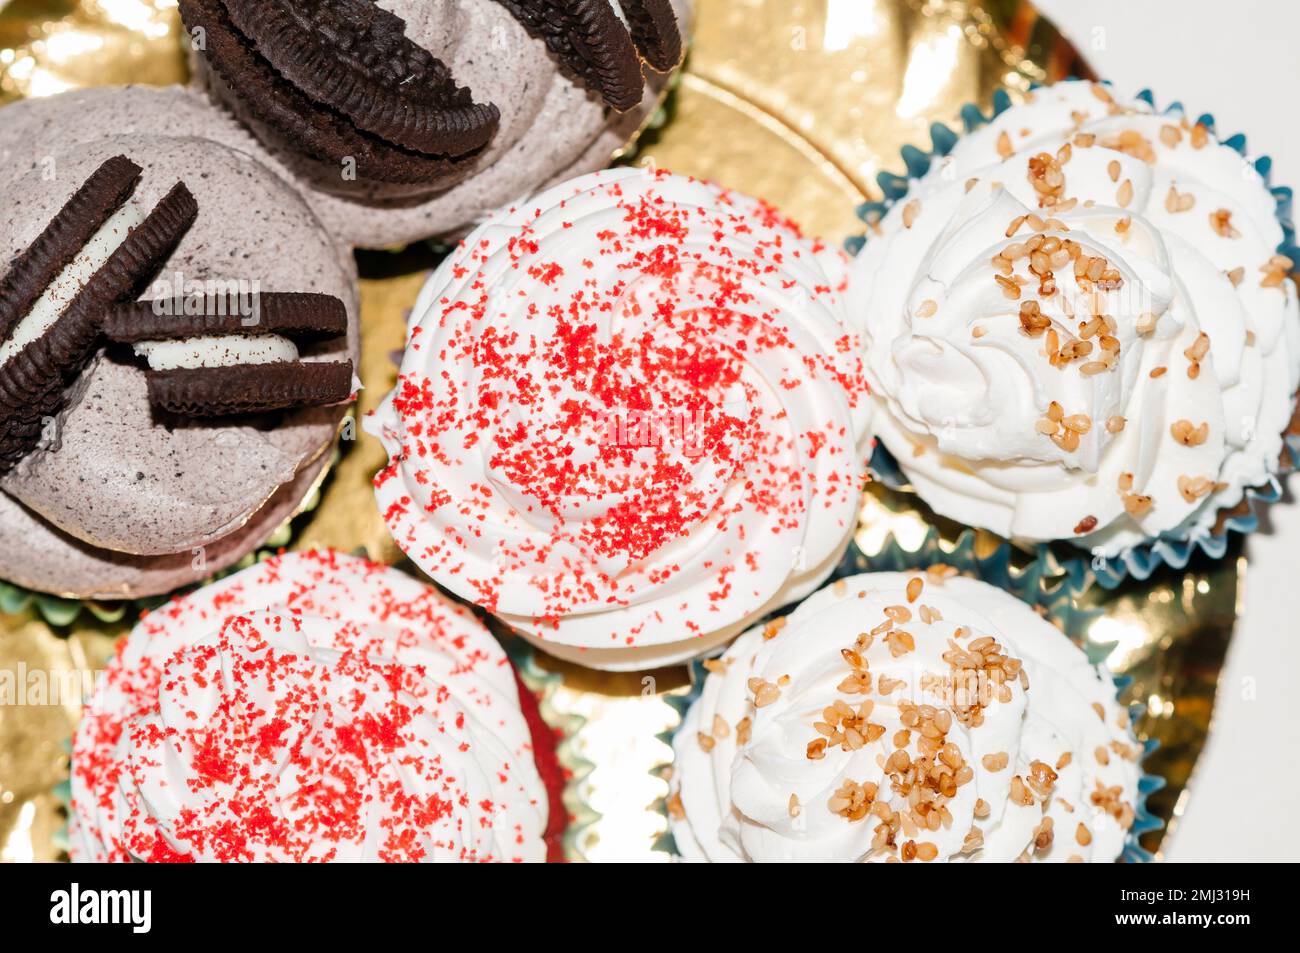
[1170,418,1209,446]
[1116,178,1134,208]
[735,716,752,745]
[982,751,1009,771]
[1027,151,1066,207]
[1165,185,1195,213]
[915,298,938,318]
[1178,474,1214,503]
[1261,254,1294,289]
[997,130,1013,158]
[1209,208,1241,238]
[902,200,920,229]
[828,779,877,821]
[906,576,924,603]
[1019,299,1051,336]
[749,677,781,707]
[1123,493,1154,517]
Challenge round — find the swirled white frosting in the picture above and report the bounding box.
[671,572,1141,863]
[849,80,1300,556]
[367,168,872,670]
[70,550,550,863]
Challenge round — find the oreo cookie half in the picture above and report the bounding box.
[179,0,499,187]
[106,292,354,417]
[147,362,355,417]
[493,0,648,112]
[103,292,348,343]
[0,158,198,472]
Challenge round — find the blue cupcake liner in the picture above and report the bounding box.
[54,636,590,863]
[656,536,1165,863]
[848,81,1300,591]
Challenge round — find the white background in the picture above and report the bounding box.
[1037,0,1300,862]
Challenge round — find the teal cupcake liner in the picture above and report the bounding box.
[848,81,1300,591]
[56,636,589,863]
[657,536,1165,863]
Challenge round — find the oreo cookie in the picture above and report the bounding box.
[103,292,347,343]
[179,0,498,187]
[0,158,198,472]
[147,362,355,417]
[493,0,648,111]
[107,291,354,417]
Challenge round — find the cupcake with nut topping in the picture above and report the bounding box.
[668,570,1144,863]
[849,80,1300,583]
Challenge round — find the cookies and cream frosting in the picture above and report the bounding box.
[670,571,1141,863]
[70,550,550,863]
[849,80,1300,557]
[368,167,872,670]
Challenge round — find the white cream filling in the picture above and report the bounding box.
[132,333,299,371]
[0,201,146,368]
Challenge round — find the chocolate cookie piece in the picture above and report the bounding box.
[493,0,647,111]
[147,361,354,417]
[178,0,497,187]
[0,155,141,342]
[223,0,497,155]
[0,165,198,472]
[622,0,684,71]
[103,292,348,343]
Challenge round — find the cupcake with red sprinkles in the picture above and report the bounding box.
[367,167,874,670]
[69,549,567,863]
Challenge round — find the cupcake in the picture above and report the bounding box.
[0,135,358,600]
[669,571,1143,862]
[849,80,1300,574]
[368,167,873,670]
[169,0,688,249]
[70,549,566,863]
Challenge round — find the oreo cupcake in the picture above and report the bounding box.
[70,549,566,863]
[669,571,1143,863]
[0,135,358,600]
[849,80,1300,581]
[368,167,873,670]
[174,0,690,248]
